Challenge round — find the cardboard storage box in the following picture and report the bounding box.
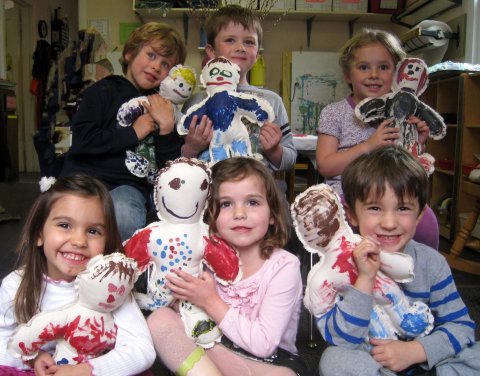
[295,0,332,12]
[368,0,405,14]
[229,0,258,8]
[332,0,367,12]
[264,0,295,10]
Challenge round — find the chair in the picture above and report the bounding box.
[286,155,321,203]
[443,180,480,275]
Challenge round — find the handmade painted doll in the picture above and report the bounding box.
[8,253,138,365]
[117,65,196,183]
[123,157,241,348]
[178,57,274,164]
[355,58,446,175]
[291,184,434,343]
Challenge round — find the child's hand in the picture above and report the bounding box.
[132,113,157,141]
[166,269,218,310]
[365,120,399,151]
[143,94,175,135]
[166,269,228,322]
[259,122,283,167]
[32,351,55,376]
[352,237,381,294]
[370,338,427,372]
[408,115,430,145]
[182,115,213,158]
[44,363,93,376]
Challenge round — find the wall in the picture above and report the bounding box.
[80,0,404,93]
[2,0,78,173]
[79,1,471,97]
[1,0,472,172]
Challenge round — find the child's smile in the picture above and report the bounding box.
[37,195,107,281]
[344,42,395,104]
[216,174,273,254]
[349,184,422,253]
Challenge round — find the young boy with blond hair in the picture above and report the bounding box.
[61,22,195,241]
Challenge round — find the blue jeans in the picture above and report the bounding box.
[110,185,147,242]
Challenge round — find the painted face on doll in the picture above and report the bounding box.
[154,159,211,224]
[159,65,196,105]
[77,253,138,311]
[393,58,429,96]
[201,57,240,95]
[292,186,343,249]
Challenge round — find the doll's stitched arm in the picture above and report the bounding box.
[415,102,446,140]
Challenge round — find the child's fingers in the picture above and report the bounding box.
[378,118,393,128]
[188,115,199,131]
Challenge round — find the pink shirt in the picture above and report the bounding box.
[217,249,303,358]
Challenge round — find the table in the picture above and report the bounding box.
[292,134,317,167]
[287,134,319,203]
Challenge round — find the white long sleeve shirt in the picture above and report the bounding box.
[0,270,156,375]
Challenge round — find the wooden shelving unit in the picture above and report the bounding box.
[423,72,480,241]
[133,5,391,45]
[134,7,391,23]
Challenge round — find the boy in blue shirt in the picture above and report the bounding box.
[319,145,480,375]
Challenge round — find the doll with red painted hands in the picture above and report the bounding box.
[0,175,155,376]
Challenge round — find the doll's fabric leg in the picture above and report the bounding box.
[231,139,249,157]
[319,346,384,376]
[435,342,480,376]
[147,307,221,375]
[110,185,147,241]
[413,205,439,250]
[210,145,229,163]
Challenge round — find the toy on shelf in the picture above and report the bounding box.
[178,57,274,164]
[117,65,196,183]
[123,157,241,348]
[355,58,446,175]
[291,183,433,345]
[8,253,138,365]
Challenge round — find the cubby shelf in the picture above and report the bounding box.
[423,72,480,241]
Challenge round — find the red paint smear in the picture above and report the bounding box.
[332,236,358,284]
[124,228,152,270]
[203,236,240,282]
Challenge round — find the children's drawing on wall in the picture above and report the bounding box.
[289,52,349,135]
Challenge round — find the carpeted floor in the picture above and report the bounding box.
[1,174,480,375]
